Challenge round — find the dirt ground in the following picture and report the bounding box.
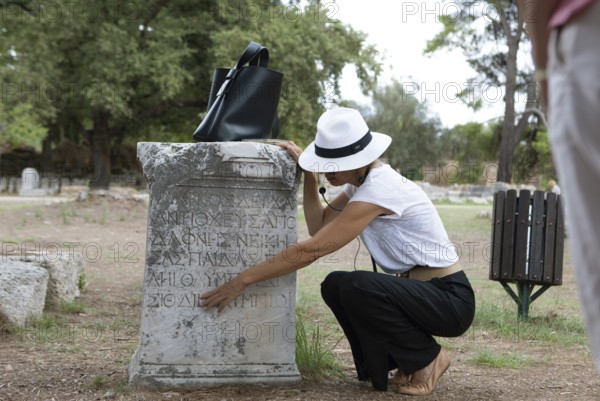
[1,192,599,401]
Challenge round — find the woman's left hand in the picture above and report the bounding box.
[278,141,304,164]
[201,277,247,313]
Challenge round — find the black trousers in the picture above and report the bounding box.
[321,270,475,391]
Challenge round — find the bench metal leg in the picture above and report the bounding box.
[499,281,552,320]
[517,282,531,319]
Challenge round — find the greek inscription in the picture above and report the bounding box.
[146,271,197,287]
[233,293,291,308]
[147,292,203,308]
[203,271,239,287]
[146,291,288,309]
[186,192,295,210]
[147,293,178,308]
[148,245,289,268]
[154,211,296,229]
[149,231,294,251]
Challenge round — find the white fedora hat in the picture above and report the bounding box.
[298,107,392,173]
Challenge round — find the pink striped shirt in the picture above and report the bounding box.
[550,0,597,27]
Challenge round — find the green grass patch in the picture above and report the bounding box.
[98,203,108,224]
[0,203,36,212]
[59,300,86,314]
[59,202,77,224]
[471,301,586,346]
[296,206,305,225]
[436,204,492,238]
[34,208,44,219]
[110,381,129,395]
[469,346,535,368]
[78,273,87,292]
[90,375,108,389]
[433,199,492,206]
[295,311,345,381]
[27,314,64,330]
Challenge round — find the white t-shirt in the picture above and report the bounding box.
[343,164,458,274]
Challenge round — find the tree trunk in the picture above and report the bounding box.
[496,36,520,183]
[89,111,111,189]
[41,133,53,168]
[41,123,59,169]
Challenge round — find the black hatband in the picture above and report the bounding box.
[314,131,372,159]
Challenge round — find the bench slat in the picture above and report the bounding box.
[543,193,558,283]
[528,190,545,282]
[553,196,565,284]
[514,189,531,281]
[501,189,518,280]
[490,191,506,280]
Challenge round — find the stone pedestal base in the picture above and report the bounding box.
[128,142,301,389]
[129,350,300,388]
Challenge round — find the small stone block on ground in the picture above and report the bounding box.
[0,260,49,326]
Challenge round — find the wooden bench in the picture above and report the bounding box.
[489,189,565,319]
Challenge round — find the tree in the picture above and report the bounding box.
[1,0,381,188]
[440,122,499,160]
[1,0,201,187]
[425,0,537,183]
[438,122,500,183]
[367,80,441,179]
[512,122,554,184]
[195,1,381,147]
[0,103,47,154]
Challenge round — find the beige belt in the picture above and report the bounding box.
[397,264,463,281]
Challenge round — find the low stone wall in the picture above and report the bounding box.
[418,182,538,204]
[302,181,534,206]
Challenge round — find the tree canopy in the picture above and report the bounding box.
[0,102,47,152]
[0,0,381,187]
[425,0,538,183]
[367,80,441,179]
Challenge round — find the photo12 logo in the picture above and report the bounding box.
[1,241,140,264]
[0,1,142,24]
[198,1,339,24]
[400,2,505,24]
[1,81,132,105]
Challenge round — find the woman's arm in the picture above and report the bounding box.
[302,171,327,235]
[518,0,558,68]
[278,142,349,235]
[303,172,350,235]
[517,0,559,106]
[201,200,385,312]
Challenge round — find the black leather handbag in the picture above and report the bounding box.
[192,42,283,142]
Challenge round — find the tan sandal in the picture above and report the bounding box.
[398,348,451,396]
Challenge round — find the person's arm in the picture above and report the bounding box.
[302,171,327,235]
[278,141,349,235]
[519,0,559,68]
[201,200,386,312]
[517,0,559,106]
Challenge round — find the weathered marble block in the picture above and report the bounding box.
[0,261,49,326]
[129,142,301,388]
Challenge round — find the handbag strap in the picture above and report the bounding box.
[236,41,269,68]
[218,41,269,97]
